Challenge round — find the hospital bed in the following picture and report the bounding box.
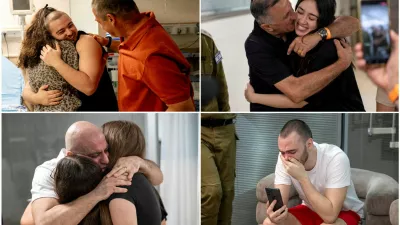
[2,56,27,112]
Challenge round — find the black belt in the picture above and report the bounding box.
[201,118,233,128]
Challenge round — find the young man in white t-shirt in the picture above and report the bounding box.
[20,121,163,225]
[263,119,364,225]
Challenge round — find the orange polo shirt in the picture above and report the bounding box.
[118,12,193,111]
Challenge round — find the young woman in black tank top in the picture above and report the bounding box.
[75,31,118,111]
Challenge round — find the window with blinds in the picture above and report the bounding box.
[232,113,342,225]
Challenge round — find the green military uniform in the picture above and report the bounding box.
[201,29,237,225]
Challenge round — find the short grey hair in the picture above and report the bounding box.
[250,0,280,24]
[91,0,139,20]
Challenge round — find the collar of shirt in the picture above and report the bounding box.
[119,11,155,51]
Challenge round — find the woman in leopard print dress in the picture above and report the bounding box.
[18,7,81,111]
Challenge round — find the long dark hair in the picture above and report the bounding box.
[18,6,58,69]
[295,0,336,31]
[293,0,341,76]
[53,155,112,225]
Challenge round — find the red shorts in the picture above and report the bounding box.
[288,204,361,225]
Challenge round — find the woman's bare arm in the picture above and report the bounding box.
[109,199,138,225]
[245,83,308,108]
[250,93,308,108]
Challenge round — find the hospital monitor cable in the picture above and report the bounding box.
[3,33,9,58]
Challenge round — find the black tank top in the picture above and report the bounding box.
[107,173,162,225]
[74,31,118,111]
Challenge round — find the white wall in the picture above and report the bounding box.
[1,0,23,30]
[70,0,97,35]
[202,14,254,111]
[1,0,70,30]
[1,0,70,57]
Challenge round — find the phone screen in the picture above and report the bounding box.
[361,0,391,64]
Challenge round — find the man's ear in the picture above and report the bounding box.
[306,138,313,148]
[66,151,74,156]
[260,23,273,33]
[106,13,116,25]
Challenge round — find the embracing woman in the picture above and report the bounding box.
[245,0,365,111]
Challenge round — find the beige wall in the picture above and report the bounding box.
[136,0,199,23]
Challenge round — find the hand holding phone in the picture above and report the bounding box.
[265,188,284,212]
[264,188,287,224]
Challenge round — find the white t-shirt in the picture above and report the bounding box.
[31,149,66,202]
[274,142,364,218]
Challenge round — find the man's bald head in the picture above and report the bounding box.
[65,121,110,170]
[65,121,105,154]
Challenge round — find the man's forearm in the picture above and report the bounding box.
[290,61,347,102]
[140,159,163,185]
[35,192,101,225]
[52,61,98,96]
[298,178,338,223]
[329,16,360,39]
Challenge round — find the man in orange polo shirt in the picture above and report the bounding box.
[91,0,195,111]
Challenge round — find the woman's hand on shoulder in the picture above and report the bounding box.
[106,156,144,181]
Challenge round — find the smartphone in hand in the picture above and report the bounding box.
[265,188,284,212]
[360,0,391,64]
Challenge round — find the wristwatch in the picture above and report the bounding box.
[106,36,112,48]
[317,28,328,40]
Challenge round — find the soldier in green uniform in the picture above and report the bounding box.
[201,29,237,225]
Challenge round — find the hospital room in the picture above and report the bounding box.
[1,0,200,112]
[2,113,199,225]
[202,0,398,112]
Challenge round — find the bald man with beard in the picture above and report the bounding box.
[20,121,163,225]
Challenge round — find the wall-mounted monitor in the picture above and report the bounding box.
[10,0,33,15]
